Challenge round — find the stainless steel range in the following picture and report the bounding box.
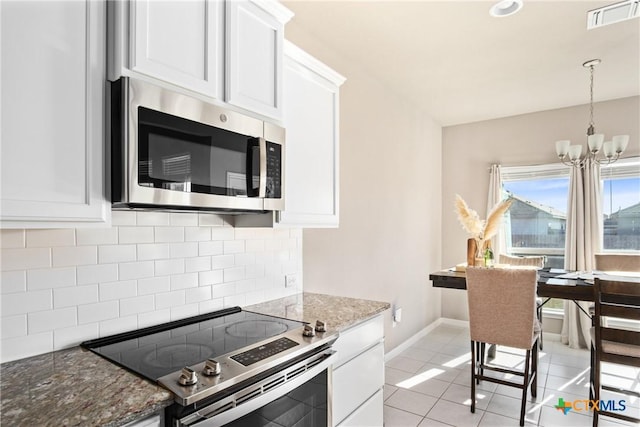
[81,307,336,427]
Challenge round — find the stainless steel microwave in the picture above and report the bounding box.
[110,77,284,212]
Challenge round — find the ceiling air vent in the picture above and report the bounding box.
[587,0,640,29]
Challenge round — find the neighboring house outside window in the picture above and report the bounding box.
[501,158,640,313]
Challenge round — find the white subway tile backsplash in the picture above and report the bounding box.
[199,298,223,314]
[26,229,75,247]
[156,290,186,309]
[1,248,50,271]
[155,227,184,243]
[52,246,97,267]
[137,243,170,261]
[1,332,53,363]
[99,280,137,301]
[138,276,170,295]
[136,211,169,226]
[111,210,137,226]
[186,286,212,304]
[198,213,225,226]
[199,241,223,256]
[185,256,211,273]
[54,323,98,350]
[170,273,198,290]
[119,227,154,244]
[169,242,198,258]
[1,270,26,293]
[211,227,235,240]
[99,315,138,337]
[170,303,199,321]
[0,221,303,363]
[1,229,25,248]
[1,290,52,316]
[1,314,27,339]
[120,295,155,316]
[170,213,198,226]
[223,240,245,254]
[77,264,118,285]
[99,244,136,263]
[28,307,77,334]
[76,228,118,246]
[27,267,76,291]
[119,261,155,280]
[198,270,223,286]
[54,285,99,308]
[138,309,170,328]
[211,254,235,270]
[155,259,185,276]
[224,266,245,282]
[78,301,119,324]
[185,227,211,242]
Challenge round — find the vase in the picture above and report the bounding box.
[467,238,491,267]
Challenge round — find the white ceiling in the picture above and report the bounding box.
[282,0,640,126]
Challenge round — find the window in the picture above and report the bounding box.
[601,158,640,251]
[501,164,569,269]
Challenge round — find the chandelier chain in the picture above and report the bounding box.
[589,64,595,132]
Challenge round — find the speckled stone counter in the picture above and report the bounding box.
[0,347,173,427]
[0,292,388,427]
[245,292,390,334]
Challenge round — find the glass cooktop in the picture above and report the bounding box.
[82,308,306,381]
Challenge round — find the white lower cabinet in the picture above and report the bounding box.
[332,315,385,427]
[337,389,384,427]
[0,0,109,228]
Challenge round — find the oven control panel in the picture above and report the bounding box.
[231,337,298,366]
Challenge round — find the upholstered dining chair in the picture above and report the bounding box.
[594,253,640,274]
[466,267,540,427]
[590,277,640,427]
[498,254,546,350]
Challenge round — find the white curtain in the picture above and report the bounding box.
[487,164,506,256]
[561,159,603,349]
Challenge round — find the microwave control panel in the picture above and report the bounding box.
[265,142,282,199]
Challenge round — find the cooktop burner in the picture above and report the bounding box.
[82,308,306,381]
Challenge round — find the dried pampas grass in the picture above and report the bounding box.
[454,194,513,252]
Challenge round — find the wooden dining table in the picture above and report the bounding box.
[430,267,595,301]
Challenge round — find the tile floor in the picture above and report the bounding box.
[383,323,640,427]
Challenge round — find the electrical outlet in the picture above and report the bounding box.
[285,274,298,288]
[394,308,402,323]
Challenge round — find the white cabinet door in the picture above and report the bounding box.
[225,0,292,120]
[279,42,345,227]
[0,0,109,227]
[332,342,385,426]
[129,0,223,98]
[337,389,384,427]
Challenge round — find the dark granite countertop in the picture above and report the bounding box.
[0,292,389,426]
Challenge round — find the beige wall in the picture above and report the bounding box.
[285,26,443,352]
[441,96,640,322]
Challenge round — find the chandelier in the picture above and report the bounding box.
[555,59,629,168]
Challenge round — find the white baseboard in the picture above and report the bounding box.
[385,317,469,362]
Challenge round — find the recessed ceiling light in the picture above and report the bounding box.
[490,0,523,18]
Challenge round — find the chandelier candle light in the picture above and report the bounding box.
[555,59,629,168]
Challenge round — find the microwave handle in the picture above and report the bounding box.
[258,137,267,198]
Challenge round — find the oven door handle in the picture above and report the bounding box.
[181,350,336,427]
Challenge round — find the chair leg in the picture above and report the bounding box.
[531,338,538,398]
[479,342,485,382]
[592,348,600,427]
[470,340,476,414]
[519,348,531,427]
[537,305,544,350]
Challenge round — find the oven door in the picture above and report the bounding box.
[174,350,335,427]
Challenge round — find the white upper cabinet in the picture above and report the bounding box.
[279,41,345,227]
[110,0,292,120]
[225,0,292,120]
[127,0,223,98]
[0,0,109,228]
